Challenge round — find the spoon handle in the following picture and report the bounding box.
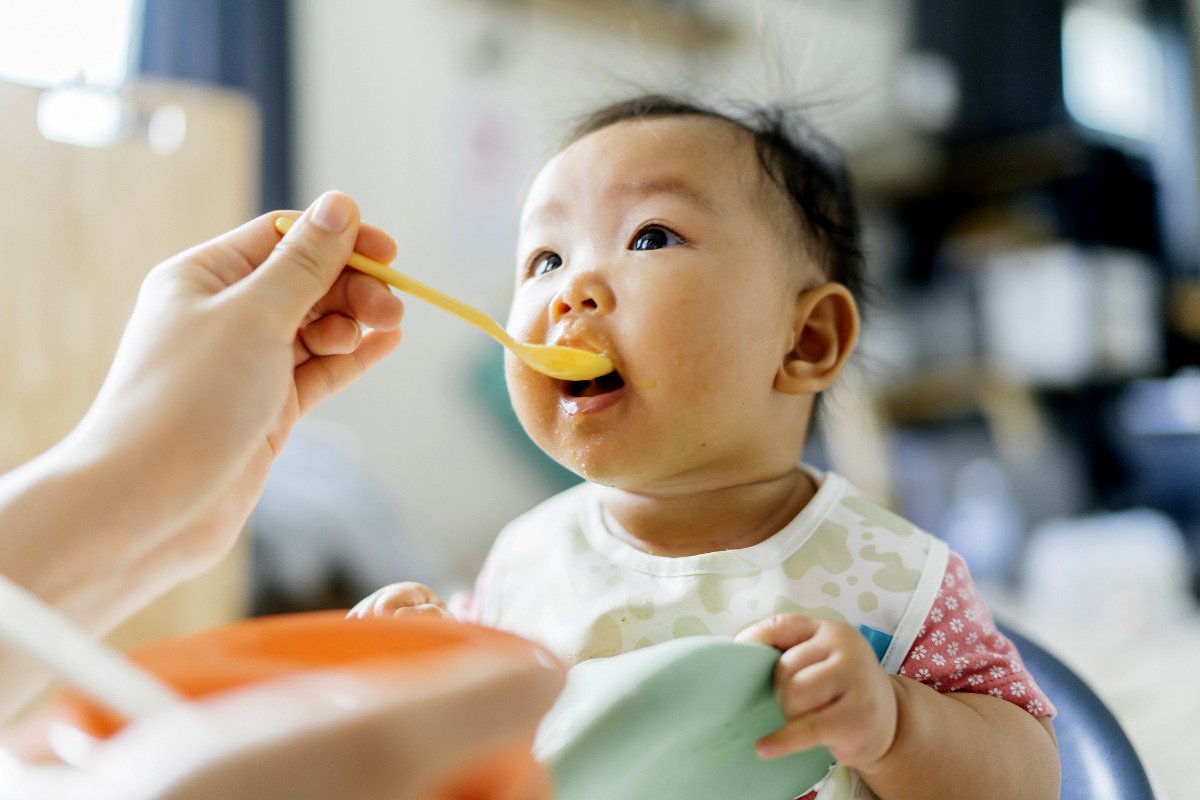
[272,217,513,346]
[0,573,182,722]
[345,252,513,344]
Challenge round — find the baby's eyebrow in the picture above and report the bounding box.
[521,177,719,231]
[613,178,718,214]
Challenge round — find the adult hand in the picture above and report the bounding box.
[112,192,401,585]
[0,191,403,630]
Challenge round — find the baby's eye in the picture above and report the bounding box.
[530,252,563,277]
[631,226,684,251]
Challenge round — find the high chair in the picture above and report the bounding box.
[822,363,1160,799]
[997,622,1159,800]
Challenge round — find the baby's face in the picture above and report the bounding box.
[506,116,815,491]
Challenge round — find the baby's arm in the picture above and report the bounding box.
[736,614,1059,800]
[346,582,452,619]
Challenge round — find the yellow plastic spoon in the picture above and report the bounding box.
[274,217,614,381]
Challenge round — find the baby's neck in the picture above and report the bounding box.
[596,468,817,557]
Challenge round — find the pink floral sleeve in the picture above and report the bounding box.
[897,552,1056,718]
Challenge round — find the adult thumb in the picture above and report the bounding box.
[248,191,360,321]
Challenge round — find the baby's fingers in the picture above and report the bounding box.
[735,613,823,651]
[776,654,843,718]
[346,593,380,619]
[763,681,900,768]
[377,582,446,615]
[390,603,453,619]
[345,582,445,619]
[346,589,394,619]
[755,704,840,760]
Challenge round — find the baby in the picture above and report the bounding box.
[352,95,1060,798]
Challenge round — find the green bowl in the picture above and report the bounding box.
[534,636,835,800]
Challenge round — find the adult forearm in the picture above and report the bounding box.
[0,440,197,720]
[0,439,190,630]
[857,677,1059,800]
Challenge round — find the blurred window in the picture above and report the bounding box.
[0,0,138,88]
[1063,3,1165,142]
[0,0,140,147]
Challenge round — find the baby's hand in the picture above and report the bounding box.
[735,614,898,769]
[347,582,451,620]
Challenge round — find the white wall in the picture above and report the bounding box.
[289,0,911,586]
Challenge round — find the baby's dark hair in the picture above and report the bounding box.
[564,94,866,307]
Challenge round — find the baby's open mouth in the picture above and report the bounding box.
[565,369,625,398]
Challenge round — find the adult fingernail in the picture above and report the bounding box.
[310,191,352,233]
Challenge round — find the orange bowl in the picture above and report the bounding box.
[48,611,557,800]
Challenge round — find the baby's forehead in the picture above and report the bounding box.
[572,115,755,178]
[524,115,781,219]
[599,113,750,148]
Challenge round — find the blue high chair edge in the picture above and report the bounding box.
[995,621,1159,800]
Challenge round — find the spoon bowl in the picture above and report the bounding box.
[274,217,614,381]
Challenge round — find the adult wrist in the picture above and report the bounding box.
[0,436,184,631]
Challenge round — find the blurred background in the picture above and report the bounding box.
[2,0,1198,795]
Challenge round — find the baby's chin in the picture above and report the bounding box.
[548,448,637,488]
[531,430,698,491]
[556,453,683,493]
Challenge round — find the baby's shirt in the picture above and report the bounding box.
[470,469,1053,721]
[899,550,1054,717]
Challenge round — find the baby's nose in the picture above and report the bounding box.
[551,272,614,320]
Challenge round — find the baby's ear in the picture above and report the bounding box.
[774,283,860,395]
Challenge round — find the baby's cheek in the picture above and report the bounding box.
[507,385,550,443]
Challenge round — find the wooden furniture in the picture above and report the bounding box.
[0,78,260,649]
